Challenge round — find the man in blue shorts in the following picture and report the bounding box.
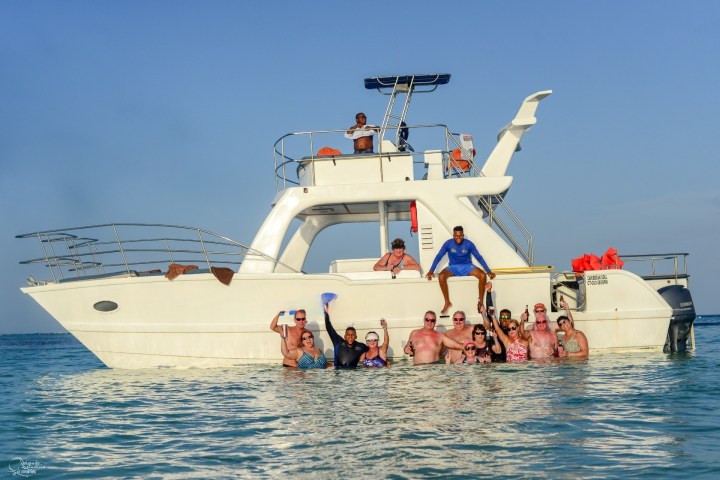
[425,225,496,316]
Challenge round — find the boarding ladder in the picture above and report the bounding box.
[365,74,451,151]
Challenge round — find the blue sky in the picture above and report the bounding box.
[2,1,718,333]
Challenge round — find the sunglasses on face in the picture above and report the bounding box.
[453,318,465,322]
[301,336,313,341]
[424,318,436,323]
[474,330,485,335]
[558,321,568,327]
[295,317,307,321]
[535,309,546,314]
[500,315,510,319]
[465,345,476,351]
[509,326,518,331]
[536,321,547,324]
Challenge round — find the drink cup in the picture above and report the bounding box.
[281,324,288,338]
[558,345,565,357]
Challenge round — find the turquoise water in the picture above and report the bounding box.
[2,317,720,479]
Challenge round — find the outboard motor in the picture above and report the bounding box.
[658,285,696,352]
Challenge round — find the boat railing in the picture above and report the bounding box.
[619,253,690,283]
[273,124,482,191]
[17,223,299,283]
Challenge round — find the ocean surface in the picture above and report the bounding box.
[2,316,720,479]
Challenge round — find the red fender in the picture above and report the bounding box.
[410,201,418,233]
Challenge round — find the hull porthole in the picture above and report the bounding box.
[93,300,118,312]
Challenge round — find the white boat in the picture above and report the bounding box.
[17,74,696,368]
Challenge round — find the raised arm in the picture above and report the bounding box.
[324,305,342,346]
[493,319,511,349]
[380,319,390,355]
[270,311,284,334]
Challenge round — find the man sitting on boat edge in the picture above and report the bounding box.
[425,225,496,316]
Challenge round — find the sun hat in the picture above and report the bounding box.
[365,332,380,341]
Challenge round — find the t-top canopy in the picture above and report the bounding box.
[364,74,451,91]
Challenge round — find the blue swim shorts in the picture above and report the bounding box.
[446,264,479,276]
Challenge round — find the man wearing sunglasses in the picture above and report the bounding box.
[403,311,464,365]
[520,303,558,359]
[345,112,379,153]
[445,311,474,363]
[270,309,309,367]
[425,225,495,316]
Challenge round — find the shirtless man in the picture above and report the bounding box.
[521,304,558,359]
[269,309,308,367]
[444,310,474,363]
[403,311,464,365]
[345,112,378,153]
[521,303,559,332]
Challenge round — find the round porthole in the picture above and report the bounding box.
[93,300,118,312]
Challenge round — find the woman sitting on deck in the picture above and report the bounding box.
[280,329,326,369]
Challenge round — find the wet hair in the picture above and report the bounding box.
[391,238,406,249]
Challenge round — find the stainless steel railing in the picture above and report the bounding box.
[17,223,299,283]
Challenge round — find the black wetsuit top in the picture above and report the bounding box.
[490,327,508,362]
[324,312,368,369]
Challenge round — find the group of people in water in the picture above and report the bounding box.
[270,287,588,369]
[269,222,589,369]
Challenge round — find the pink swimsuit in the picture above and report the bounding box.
[506,340,528,362]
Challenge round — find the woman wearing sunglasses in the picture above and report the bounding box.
[359,319,390,367]
[557,315,589,358]
[472,324,499,362]
[446,340,485,364]
[492,318,528,362]
[280,329,326,369]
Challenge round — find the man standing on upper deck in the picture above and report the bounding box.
[425,225,496,316]
[345,112,379,153]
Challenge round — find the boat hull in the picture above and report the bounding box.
[23,270,672,368]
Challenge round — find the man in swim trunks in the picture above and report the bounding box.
[425,225,496,315]
[345,112,379,153]
[403,311,464,365]
[269,309,308,367]
[445,310,474,363]
[324,304,368,368]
